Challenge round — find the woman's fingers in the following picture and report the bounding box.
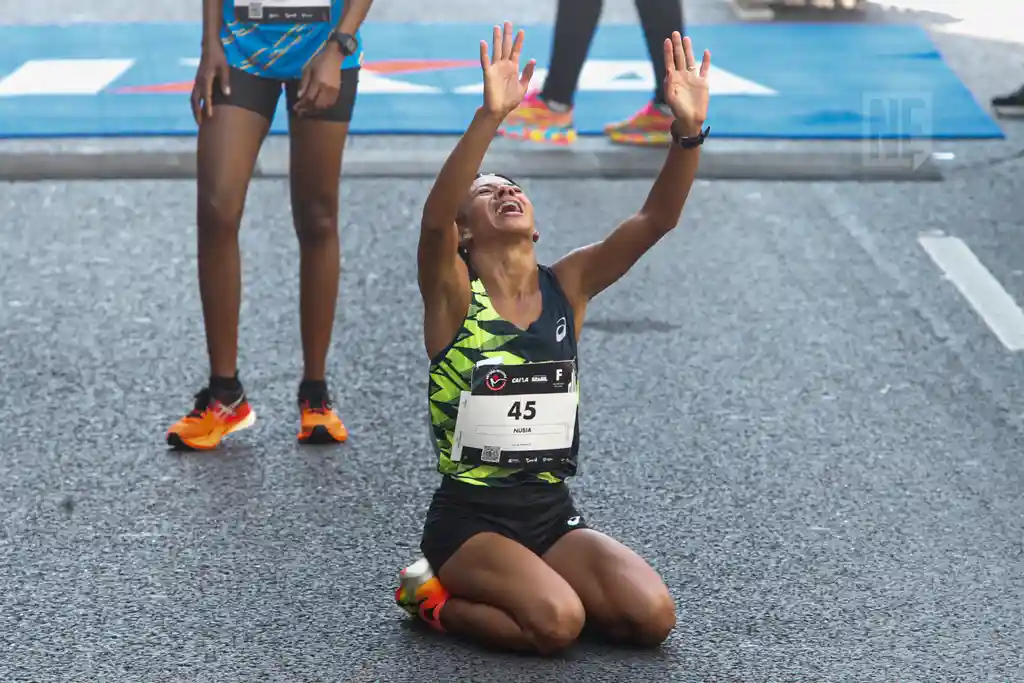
[663,38,674,74]
[672,32,687,72]
[681,34,696,71]
[480,39,490,70]
[510,28,524,63]
[519,58,536,88]
[501,21,513,60]
[485,22,528,67]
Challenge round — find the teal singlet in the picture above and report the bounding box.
[221,0,363,80]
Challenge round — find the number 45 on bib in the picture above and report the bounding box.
[450,360,578,471]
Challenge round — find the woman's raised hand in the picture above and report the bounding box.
[480,21,536,119]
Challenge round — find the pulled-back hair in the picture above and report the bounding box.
[457,172,521,266]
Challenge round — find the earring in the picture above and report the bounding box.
[532,231,540,243]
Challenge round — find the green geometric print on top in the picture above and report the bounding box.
[428,278,566,487]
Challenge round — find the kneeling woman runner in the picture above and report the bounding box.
[395,21,711,653]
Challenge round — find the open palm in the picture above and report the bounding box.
[480,22,536,118]
[662,32,710,127]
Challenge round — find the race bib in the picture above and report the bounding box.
[234,0,331,23]
[450,360,578,471]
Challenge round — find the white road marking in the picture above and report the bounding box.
[918,235,1024,351]
[358,70,441,93]
[0,59,134,95]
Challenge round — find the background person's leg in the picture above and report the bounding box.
[498,0,602,145]
[605,0,686,145]
[283,68,359,444]
[286,119,347,384]
[196,108,272,384]
[539,0,604,108]
[167,68,278,451]
[636,0,686,107]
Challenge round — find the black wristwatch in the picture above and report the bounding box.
[671,120,710,149]
[329,30,359,57]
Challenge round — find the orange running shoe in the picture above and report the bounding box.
[498,92,577,146]
[604,101,674,146]
[297,381,348,444]
[166,388,255,451]
[395,557,449,632]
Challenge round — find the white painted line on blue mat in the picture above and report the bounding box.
[0,59,134,95]
[919,234,1024,351]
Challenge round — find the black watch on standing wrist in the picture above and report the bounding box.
[328,30,359,57]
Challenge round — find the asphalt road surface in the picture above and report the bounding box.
[3,169,1024,682]
[2,1,1024,682]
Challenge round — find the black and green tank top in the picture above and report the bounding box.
[427,265,580,487]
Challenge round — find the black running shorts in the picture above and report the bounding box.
[420,477,589,573]
[211,66,360,123]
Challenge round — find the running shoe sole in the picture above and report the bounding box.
[993,104,1024,117]
[497,126,576,146]
[298,424,347,445]
[607,130,672,146]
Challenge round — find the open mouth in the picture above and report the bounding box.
[496,199,524,217]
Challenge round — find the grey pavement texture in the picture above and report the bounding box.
[3,0,1024,682]
[3,168,1024,682]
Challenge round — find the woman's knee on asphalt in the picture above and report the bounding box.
[515,586,587,654]
[611,581,677,647]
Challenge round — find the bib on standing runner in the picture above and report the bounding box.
[450,360,578,471]
[234,0,331,23]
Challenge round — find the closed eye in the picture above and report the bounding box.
[475,183,521,197]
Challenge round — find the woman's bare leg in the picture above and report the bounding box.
[435,532,587,654]
[544,528,676,647]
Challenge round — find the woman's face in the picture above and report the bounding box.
[460,174,535,247]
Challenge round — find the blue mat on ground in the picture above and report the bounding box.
[0,22,1003,139]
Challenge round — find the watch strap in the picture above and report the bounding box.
[671,122,710,149]
[329,30,358,56]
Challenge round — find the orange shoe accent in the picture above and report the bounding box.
[298,400,348,444]
[396,574,449,632]
[416,577,449,632]
[166,390,255,451]
[498,92,577,146]
[604,101,674,146]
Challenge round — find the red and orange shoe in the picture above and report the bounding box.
[498,92,577,146]
[297,381,348,444]
[166,388,255,451]
[395,557,449,632]
[604,101,674,146]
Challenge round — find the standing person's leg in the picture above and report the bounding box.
[498,0,603,145]
[539,0,604,108]
[282,68,360,444]
[167,68,280,451]
[605,0,686,145]
[636,0,686,108]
